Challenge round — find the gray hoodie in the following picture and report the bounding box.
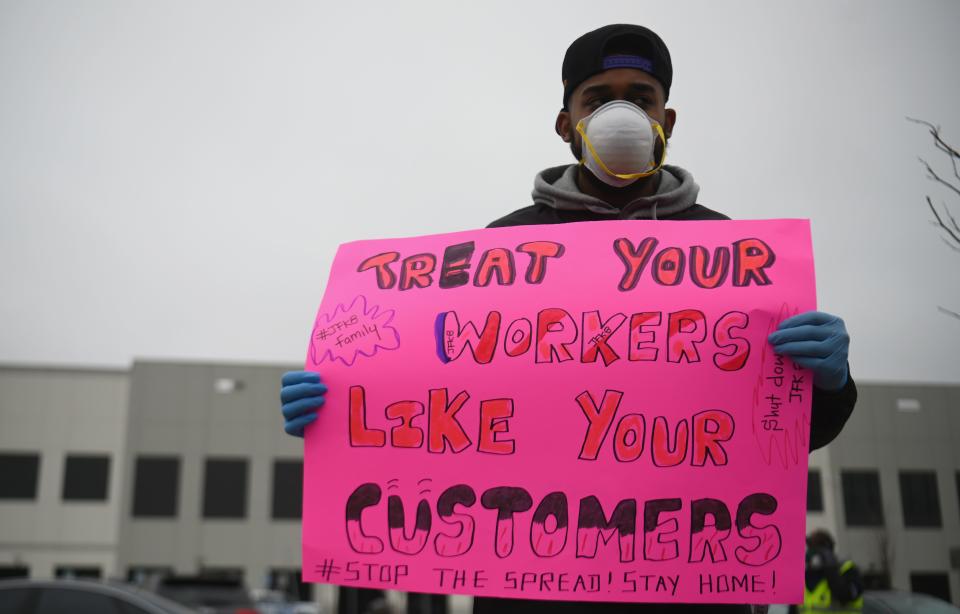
[531,163,700,220]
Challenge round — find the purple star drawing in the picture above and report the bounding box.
[310,295,401,367]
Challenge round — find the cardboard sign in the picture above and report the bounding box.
[302,219,815,604]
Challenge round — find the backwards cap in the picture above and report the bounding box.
[562,24,673,108]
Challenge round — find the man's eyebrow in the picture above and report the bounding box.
[580,84,613,97]
[626,82,658,94]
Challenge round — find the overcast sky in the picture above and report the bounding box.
[1,0,959,384]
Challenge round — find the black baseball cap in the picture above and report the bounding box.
[562,24,673,108]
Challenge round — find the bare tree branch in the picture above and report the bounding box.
[938,306,960,321]
[926,196,960,245]
[944,202,960,234]
[908,117,960,183]
[907,117,960,157]
[918,157,960,201]
[940,235,960,253]
[911,118,959,320]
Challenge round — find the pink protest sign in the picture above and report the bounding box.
[302,219,815,604]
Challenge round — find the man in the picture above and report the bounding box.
[797,530,864,613]
[281,24,857,613]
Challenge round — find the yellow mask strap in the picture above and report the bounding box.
[576,119,667,180]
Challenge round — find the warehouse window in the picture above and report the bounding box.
[62,455,110,501]
[199,567,245,582]
[899,471,941,527]
[127,565,173,586]
[807,469,824,512]
[132,456,180,518]
[55,565,102,579]
[0,565,29,579]
[910,572,951,603]
[955,472,960,521]
[202,458,248,519]
[0,453,40,500]
[841,470,884,526]
[272,460,303,520]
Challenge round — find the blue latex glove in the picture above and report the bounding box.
[280,371,327,437]
[767,311,850,391]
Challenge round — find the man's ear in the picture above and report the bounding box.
[663,108,677,139]
[555,109,572,143]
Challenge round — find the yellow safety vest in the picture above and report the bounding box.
[799,561,864,613]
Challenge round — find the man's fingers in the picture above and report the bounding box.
[282,370,321,386]
[770,340,832,358]
[776,348,846,370]
[777,311,838,330]
[783,355,822,370]
[281,396,325,420]
[768,324,833,346]
[280,382,328,404]
[284,413,317,437]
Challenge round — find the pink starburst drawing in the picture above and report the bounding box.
[310,295,400,367]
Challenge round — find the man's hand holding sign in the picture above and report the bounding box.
[280,219,853,605]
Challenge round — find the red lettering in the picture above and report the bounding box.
[478,399,514,455]
[428,389,472,453]
[439,311,501,364]
[667,309,706,363]
[690,245,731,289]
[613,237,658,291]
[613,414,646,462]
[628,312,661,361]
[516,241,564,284]
[474,248,516,287]
[385,400,424,448]
[349,386,386,447]
[503,318,532,357]
[575,389,623,460]
[652,246,685,286]
[692,410,735,466]
[651,416,688,466]
[399,253,437,290]
[581,311,626,365]
[733,238,776,286]
[713,311,750,371]
[357,252,400,289]
[536,308,577,363]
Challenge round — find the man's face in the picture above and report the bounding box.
[556,68,676,162]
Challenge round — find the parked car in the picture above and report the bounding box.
[0,578,197,613]
[144,575,257,614]
[250,588,322,614]
[865,590,960,614]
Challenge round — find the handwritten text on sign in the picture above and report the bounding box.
[302,219,815,604]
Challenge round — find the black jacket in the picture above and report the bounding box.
[472,200,858,614]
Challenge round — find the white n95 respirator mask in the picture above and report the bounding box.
[575,100,667,187]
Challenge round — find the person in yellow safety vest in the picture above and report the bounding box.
[799,529,864,613]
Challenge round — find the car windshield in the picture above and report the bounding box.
[156,579,253,607]
[116,585,198,613]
